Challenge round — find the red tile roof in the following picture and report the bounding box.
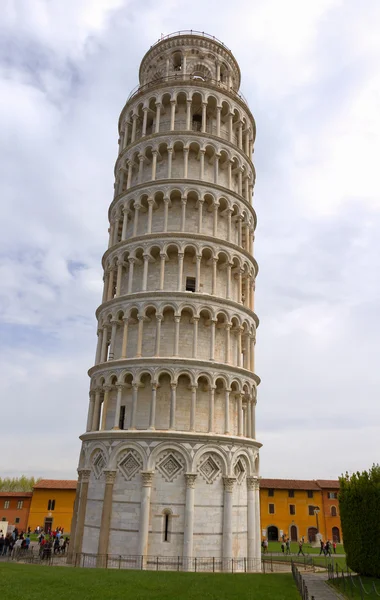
[33,480,77,490]
[315,480,340,489]
[260,479,321,490]
[0,492,33,497]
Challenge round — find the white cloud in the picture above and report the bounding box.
[1,0,379,479]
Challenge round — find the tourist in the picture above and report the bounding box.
[325,540,331,556]
[297,539,305,556]
[263,539,268,553]
[0,534,4,556]
[53,536,60,554]
[319,539,324,555]
[12,536,23,557]
[281,541,285,553]
[4,534,11,556]
[25,535,31,550]
[286,538,291,555]
[333,541,337,554]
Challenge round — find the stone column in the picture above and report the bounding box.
[149,383,157,429]
[196,255,201,292]
[121,207,128,240]
[238,121,243,149]
[183,473,197,568]
[226,263,232,299]
[136,316,144,357]
[183,148,189,178]
[97,470,117,567]
[101,386,111,430]
[190,386,197,431]
[113,384,124,429]
[121,318,129,358]
[167,148,173,178]
[247,476,258,571]
[163,198,169,231]
[247,399,252,438]
[138,154,145,184]
[222,477,236,561]
[169,383,177,429]
[131,114,138,142]
[86,392,95,432]
[159,253,166,289]
[216,105,221,136]
[237,394,243,436]
[253,477,261,568]
[151,150,158,180]
[129,383,139,429]
[95,329,103,365]
[142,254,149,291]
[177,253,184,291]
[102,272,109,303]
[138,472,154,561]
[174,315,180,356]
[224,388,230,434]
[142,107,148,136]
[250,336,255,372]
[186,99,192,130]
[108,320,118,359]
[67,470,82,564]
[214,154,220,185]
[154,314,162,356]
[92,390,101,431]
[213,202,219,236]
[73,469,91,559]
[225,323,231,364]
[170,100,176,130]
[228,113,233,142]
[180,198,187,231]
[127,160,133,189]
[199,150,205,180]
[107,267,115,300]
[251,399,256,439]
[212,257,218,295]
[127,258,135,293]
[155,103,161,133]
[208,386,215,432]
[210,319,216,361]
[197,199,204,232]
[115,260,123,296]
[123,121,130,149]
[132,204,140,237]
[100,325,108,363]
[228,160,232,189]
[201,102,207,132]
[192,317,199,358]
[147,198,154,233]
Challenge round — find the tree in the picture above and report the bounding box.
[0,476,41,492]
[339,464,380,577]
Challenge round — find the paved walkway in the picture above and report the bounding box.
[302,572,345,599]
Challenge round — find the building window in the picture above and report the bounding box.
[268,489,274,497]
[162,510,172,542]
[15,517,20,524]
[331,506,337,517]
[47,499,56,511]
[308,506,315,516]
[186,277,196,292]
[17,501,23,509]
[4,501,10,509]
[269,504,275,514]
[328,492,338,499]
[119,405,126,430]
[307,490,314,498]
[288,490,295,498]
[289,504,296,515]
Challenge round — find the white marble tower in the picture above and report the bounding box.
[70,31,261,570]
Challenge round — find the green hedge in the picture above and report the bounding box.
[339,465,380,577]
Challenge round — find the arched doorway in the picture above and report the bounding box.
[290,525,298,542]
[267,525,278,541]
[332,527,340,543]
[308,527,318,543]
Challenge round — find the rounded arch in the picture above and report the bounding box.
[147,441,191,472]
[108,441,148,470]
[192,445,229,476]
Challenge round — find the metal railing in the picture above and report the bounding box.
[328,563,380,598]
[132,119,239,146]
[126,74,248,106]
[292,562,315,600]
[148,31,231,51]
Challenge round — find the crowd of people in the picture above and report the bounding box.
[261,534,338,556]
[0,526,69,559]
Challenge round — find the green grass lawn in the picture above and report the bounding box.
[267,541,345,555]
[0,562,300,600]
[329,574,380,598]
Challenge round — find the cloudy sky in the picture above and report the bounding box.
[1,0,379,480]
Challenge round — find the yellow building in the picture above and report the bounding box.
[27,479,77,534]
[260,479,331,543]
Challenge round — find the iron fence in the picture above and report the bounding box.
[328,563,380,599]
[291,562,315,600]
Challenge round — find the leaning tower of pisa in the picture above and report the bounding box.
[70,31,261,571]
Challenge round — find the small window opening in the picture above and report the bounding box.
[268,489,274,497]
[164,513,170,541]
[269,503,275,514]
[119,405,126,430]
[331,506,337,517]
[173,53,182,71]
[192,113,202,131]
[15,517,20,524]
[186,277,196,292]
[288,490,295,498]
